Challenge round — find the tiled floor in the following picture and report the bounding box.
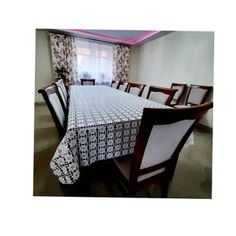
[34,103,212,198]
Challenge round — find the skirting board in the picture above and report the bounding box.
[35,100,45,105]
[195,123,213,134]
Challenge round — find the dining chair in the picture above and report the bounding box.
[117,80,129,92]
[111,80,119,89]
[38,84,67,139]
[170,83,187,105]
[80,79,96,85]
[113,102,213,197]
[126,82,146,97]
[175,84,213,108]
[185,84,212,106]
[54,79,68,110]
[146,86,178,105]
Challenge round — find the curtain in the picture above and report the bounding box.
[112,44,130,82]
[50,33,78,85]
[75,39,113,85]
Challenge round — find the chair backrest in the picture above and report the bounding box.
[127,82,146,97]
[129,102,213,184]
[38,84,66,139]
[58,79,68,97]
[117,81,128,92]
[147,86,178,105]
[80,79,95,85]
[111,80,119,89]
[185,84,212,106]
[54,79,68,111]
[170,83,187,105]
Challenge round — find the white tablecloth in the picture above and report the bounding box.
[50,86,177,184]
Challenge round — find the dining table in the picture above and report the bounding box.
[50,85,192,184]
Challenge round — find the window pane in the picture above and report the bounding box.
[78,48,90,56]
[76,39,113,85]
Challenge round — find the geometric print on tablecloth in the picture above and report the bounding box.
[77,120,141,167]
[50,128,80,184]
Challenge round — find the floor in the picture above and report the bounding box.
[34,103,212,198]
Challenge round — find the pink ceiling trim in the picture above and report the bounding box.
[127,31,159,43]
[69,29,159,44]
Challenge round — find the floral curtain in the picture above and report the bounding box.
[50,33,78,85]
[112,44,130,82]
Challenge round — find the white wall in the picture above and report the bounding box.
[129,31,214,128]
[35,29,54,102]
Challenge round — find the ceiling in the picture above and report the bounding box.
[54,29,172,45]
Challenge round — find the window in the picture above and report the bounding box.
[76,39,113,85]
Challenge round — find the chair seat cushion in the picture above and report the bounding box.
[174,104,191,108]
[114,155,165,183]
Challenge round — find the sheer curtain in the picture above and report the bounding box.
[75,39,113,85]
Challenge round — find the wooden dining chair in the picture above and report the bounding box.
[126,82,146,97]
[175,84,213,108]
[54,79,68,110]
[111,80,119,89]
[113,102,213,197]
[147,86,178,105]
[170,83,187,105]
[185,84,212,106]
[38,84,67,139]
[80,79,95,85]
[117,80,129,92]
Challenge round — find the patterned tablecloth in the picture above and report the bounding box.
[50,85,170,184]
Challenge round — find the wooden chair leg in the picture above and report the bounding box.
[169,155,179,181]
[115,177,128,196]
[127,185,136,197]
[161,181,169,198]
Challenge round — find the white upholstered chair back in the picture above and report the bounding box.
[149,92,169,104]
[56,83,67,108]
[82,81,94,85]
[138,119,195,182]
[80,79,95,85]
[118,84,128,91]
[48,93,65,128]
[60,82,68,98]
[187,87,208,105]
[38,84,67,138]
[172,85,184,101]
[112,82,119,88]
[129,87,141,96]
